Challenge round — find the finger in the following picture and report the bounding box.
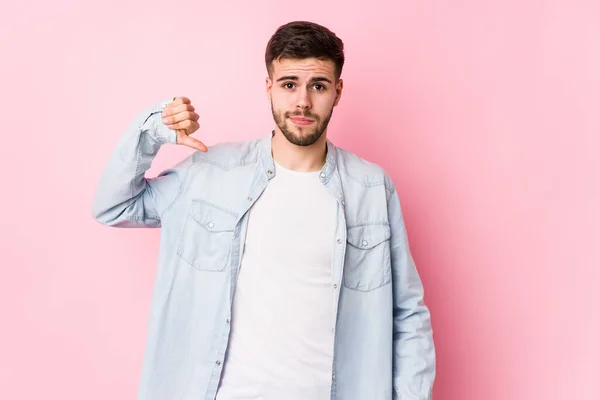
[162,103,195,118]
[165,119,199,132]
[177,133,208,152]
[170,96,191,107]
[162,110,198,125]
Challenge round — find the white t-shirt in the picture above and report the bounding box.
[215,160,338,400]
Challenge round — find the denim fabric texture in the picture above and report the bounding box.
[92,98,436,400]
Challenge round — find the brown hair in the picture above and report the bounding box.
[265,21,345,81]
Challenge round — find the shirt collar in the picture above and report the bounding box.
[258,130,338,183]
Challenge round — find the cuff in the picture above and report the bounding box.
[141,98,177,145]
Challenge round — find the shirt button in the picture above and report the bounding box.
[333,284,338,289]
[337,238,342,244]
[320,172,326,178]
[362,240,368,247]
[248,196,253,201]
[226,319,230,324]
[207,222,214,228]
[216,360,221,365]
[332,373,336,379]
[268,170,273,175]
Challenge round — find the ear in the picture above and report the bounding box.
[265,76,273,100]
[333,78,344,106]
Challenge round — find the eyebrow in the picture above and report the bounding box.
[276,76,333,84]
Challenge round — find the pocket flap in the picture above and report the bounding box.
[346,223,391,249]
[188,200,237,232]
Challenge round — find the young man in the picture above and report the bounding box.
[92,21,435,400]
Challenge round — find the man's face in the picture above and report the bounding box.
[266,57,343,146]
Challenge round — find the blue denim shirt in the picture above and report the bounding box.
[92,98,436,400]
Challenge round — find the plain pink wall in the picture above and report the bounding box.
[1,1,598,399]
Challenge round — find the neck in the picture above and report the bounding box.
[271,129,328,172]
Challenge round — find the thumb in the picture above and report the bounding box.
[177,132,208,152]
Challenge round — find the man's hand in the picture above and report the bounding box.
[161,96,207,152]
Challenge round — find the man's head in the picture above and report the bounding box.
[265,21,345,147]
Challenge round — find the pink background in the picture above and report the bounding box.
[1,1,598,399]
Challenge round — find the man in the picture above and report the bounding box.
[92,20,435,400]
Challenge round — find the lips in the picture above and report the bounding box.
[289,117,315,124]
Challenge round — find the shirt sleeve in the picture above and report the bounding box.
[91,98,195,228]
[386,178,437,400]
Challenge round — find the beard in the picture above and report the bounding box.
[270,100,334,147]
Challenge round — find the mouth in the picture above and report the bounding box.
[289,117,315,126]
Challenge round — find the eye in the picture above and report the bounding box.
[283,82,295,89]
[314,84,326,91]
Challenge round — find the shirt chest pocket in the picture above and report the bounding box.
[343,223,392,292]
[176,200,238,271]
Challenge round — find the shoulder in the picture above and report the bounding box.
[334,146,396,195]
[190,136,262,170]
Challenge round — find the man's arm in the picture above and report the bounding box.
[91,98,195,228]
[386,179,436,400]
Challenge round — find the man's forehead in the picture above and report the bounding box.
[272,57,335,78]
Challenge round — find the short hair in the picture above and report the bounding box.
[265,21,345,81]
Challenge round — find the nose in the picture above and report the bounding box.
[296,87,311,111]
